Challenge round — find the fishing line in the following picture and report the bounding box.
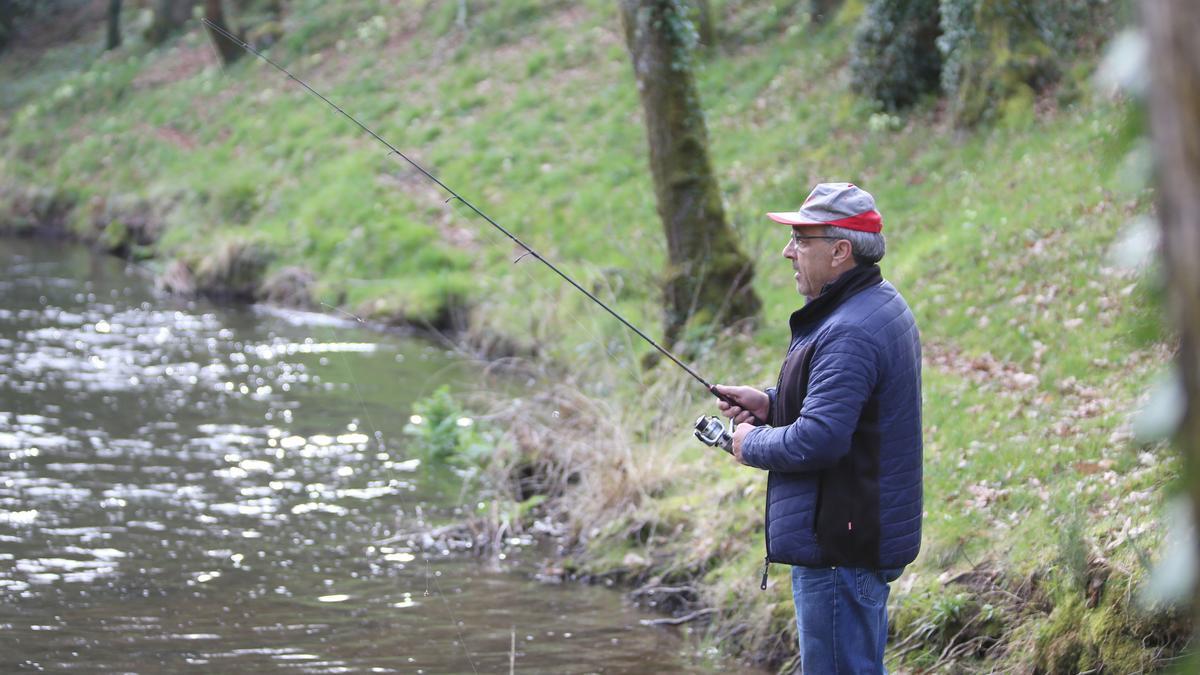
[201,18,761,424]
[478,240,724,469]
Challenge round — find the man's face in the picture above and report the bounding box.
[782,227,838,300]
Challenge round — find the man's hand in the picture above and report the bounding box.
[712,384,769,425]
[731,422,755,464]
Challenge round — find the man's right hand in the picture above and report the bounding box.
[711,384,769,426]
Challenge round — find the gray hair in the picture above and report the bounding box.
[824,225,886,265]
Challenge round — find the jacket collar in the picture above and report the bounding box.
[788,264,883,338]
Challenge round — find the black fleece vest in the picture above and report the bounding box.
[770,264,884,567]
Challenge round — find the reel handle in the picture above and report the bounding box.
[694,415,734,454]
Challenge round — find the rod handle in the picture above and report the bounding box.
[708,385,765,426]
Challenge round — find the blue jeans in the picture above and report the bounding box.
[791,565,904,674]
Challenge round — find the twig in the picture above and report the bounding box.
[638,607,716,626]
[629,584,697,598]
[890,621,936,651]
[932,614,985,669]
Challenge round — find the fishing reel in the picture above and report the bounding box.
[694,415,734,454]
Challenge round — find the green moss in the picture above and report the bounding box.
[939,0,1123,127]
[100,218,130,253]
[191,236,274,300]
[1033,584,1180,674]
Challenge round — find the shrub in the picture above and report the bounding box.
[851,0,1121,122]
[938,0,1123,127]
[403,386,495,468]
[849,0,943,111]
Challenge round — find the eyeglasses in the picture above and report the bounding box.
[789,232,844,246]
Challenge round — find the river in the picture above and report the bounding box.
[0,239,736,673]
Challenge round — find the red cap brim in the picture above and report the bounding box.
[766,209,883,233]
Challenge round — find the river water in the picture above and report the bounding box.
[0,239,733,673]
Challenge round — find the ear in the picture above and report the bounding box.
[831,239,854,266]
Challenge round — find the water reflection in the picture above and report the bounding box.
[0,240,733,673]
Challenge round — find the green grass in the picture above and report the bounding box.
[0,0,1184,670]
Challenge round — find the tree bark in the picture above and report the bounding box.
[691,0,714,49]
[0,0,18,52]
[203,0,242,66]
[106,0,122,50]
[146,0,199,45]
[809,0,843,25]
[618,0,760,345]
[1142,0,1200,629]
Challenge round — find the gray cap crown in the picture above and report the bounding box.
[767,182,883,232]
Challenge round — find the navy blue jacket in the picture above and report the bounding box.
[741,264,922,569]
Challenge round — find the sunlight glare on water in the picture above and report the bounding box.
[0,240,732,673]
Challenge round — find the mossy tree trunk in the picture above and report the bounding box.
[809,0,843,25]
[106,0,121,51]
[938,0,1119,127]
[203,0,242,65]
[691,0,714,49]
[939,0,1057,127]
[1143,0,1200,631]
[0,0,24,53]
[618,0,761,345]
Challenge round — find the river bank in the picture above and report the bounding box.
[2,1,1192,670]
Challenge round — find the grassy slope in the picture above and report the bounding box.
[0,0,1183,670]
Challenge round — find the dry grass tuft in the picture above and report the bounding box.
[193,237,272,300]
[260,265,315,309]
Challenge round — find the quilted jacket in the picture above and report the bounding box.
[741,264,923,569]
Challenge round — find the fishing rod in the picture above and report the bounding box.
[201,19,759,451]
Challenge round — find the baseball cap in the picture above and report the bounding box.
[767,182,883,233]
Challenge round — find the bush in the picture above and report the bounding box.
[938,0,1123,127]
[403,386,495,468]
[849,0,943,111]
[851,0,1122,122]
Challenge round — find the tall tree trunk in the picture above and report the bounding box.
[203,0,242,66]
[1142,0,1200,632]
[0,0,18,52]
[106,0,122,50]
[809,0,843,25]
[618,0,760,345]
[691,0,714,49]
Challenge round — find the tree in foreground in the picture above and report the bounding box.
[1143,0,1200,649]
[618,0,760,346]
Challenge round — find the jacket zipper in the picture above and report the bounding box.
[760,471,774,590]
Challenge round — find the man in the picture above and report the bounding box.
[714,183,922,674]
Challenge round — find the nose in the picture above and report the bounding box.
[783,239,796,259]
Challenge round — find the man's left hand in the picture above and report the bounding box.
[731,422,755,464]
